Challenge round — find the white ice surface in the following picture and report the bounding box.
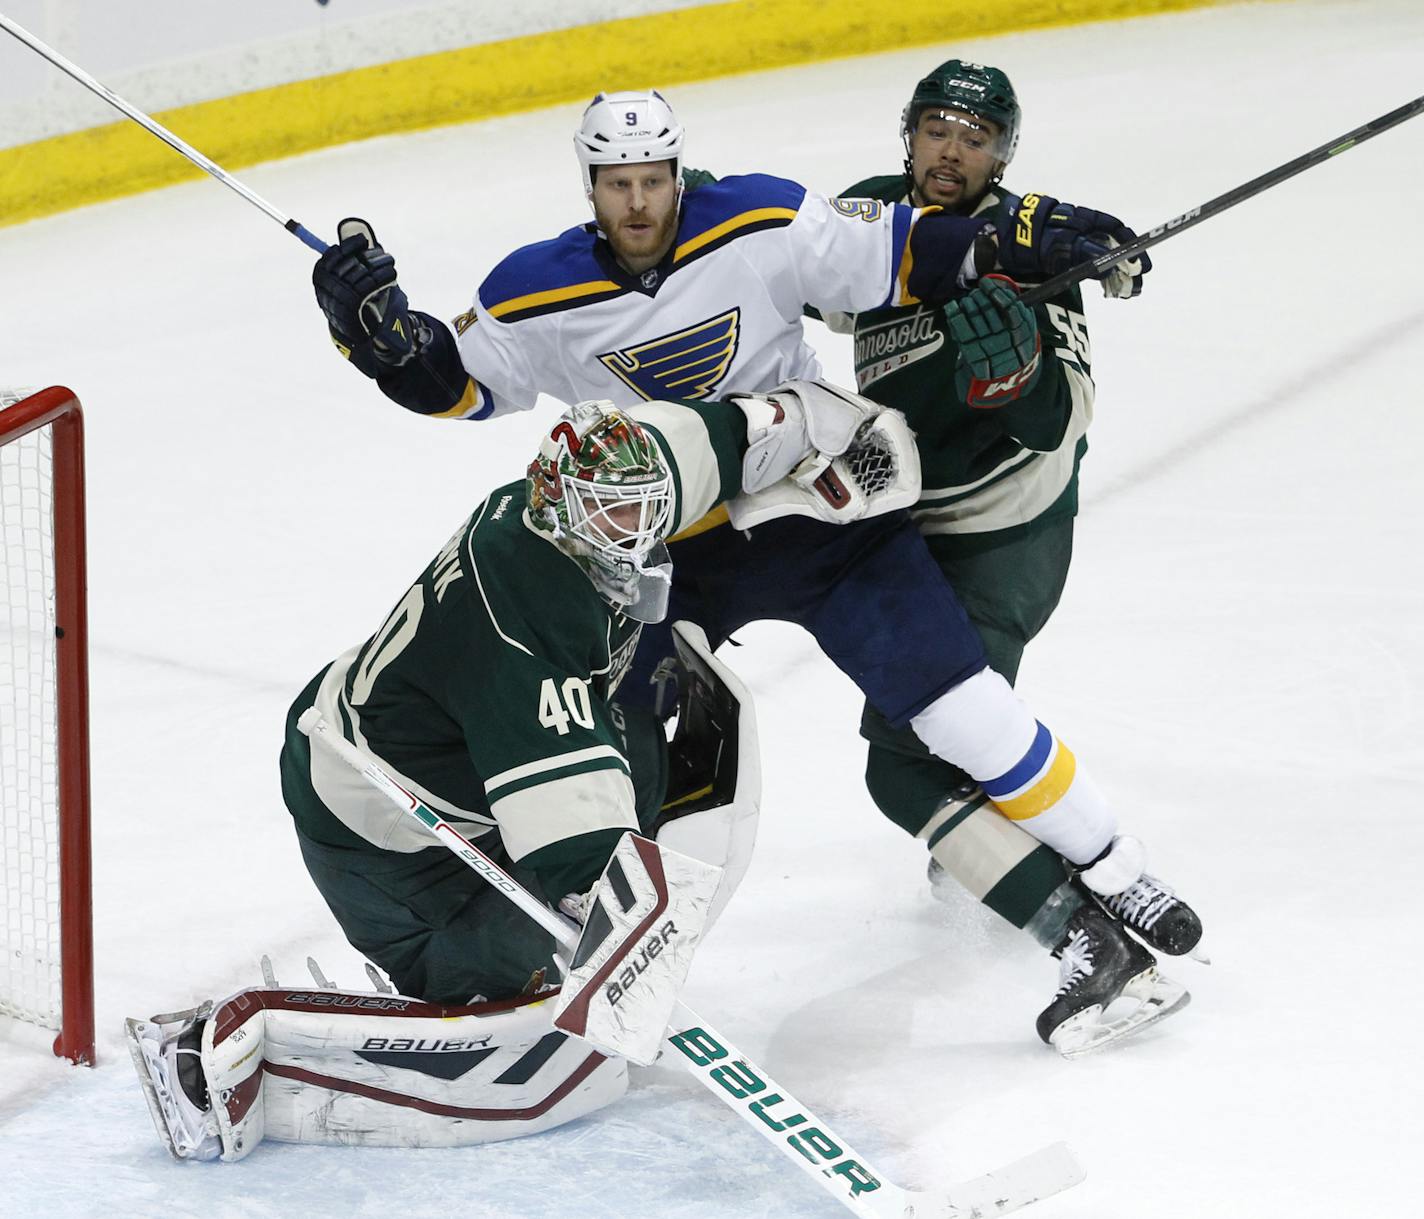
[2,1,1422,1215]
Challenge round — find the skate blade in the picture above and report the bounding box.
[124,1016,221,1161]
[125,1018,187,1160]
[1050,971,1191,1060]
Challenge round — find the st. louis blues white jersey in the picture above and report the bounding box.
[445,174,964,419]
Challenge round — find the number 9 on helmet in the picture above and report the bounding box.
[573,89,685,201]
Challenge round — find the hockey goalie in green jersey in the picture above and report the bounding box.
[125,381,923,1162]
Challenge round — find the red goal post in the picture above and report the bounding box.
[0,386,94,1065]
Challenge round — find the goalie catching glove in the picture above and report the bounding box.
[727,378,920,530]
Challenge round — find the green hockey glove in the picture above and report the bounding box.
[946,275,1042,408]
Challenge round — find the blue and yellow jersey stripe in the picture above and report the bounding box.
[486,277,625,323]
[892,203,926,308]
[430,375,494,421]
[476,175,807,324]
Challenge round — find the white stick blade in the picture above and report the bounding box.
[911,1141,1084,1218]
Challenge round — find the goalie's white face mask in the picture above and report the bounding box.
[566,481,675,623]
[527,401,675,622]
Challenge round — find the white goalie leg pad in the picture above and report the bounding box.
[136,987,628,1158]
[554,832,721,1065]
[654,620,760,932]
[728,380,921,529]
[911,667,1117,865]
[250,991,625,1149]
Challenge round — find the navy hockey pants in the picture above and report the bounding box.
[620,509,987,725]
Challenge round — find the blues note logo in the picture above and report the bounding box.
[599,308,740,400]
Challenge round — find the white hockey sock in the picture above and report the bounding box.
[910,668,1116,864]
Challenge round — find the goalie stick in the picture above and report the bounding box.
[1020,94,1424,306]
[0,13,329,252]
[298,707,1084,1218]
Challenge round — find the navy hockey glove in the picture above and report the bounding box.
[312,217,421,369]
[995,193,1152,296]
[946,275,1042,408]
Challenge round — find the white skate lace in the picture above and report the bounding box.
[1105,876,1176,929]
[1054,929,1095,997]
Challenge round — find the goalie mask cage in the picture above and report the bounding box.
[0,386,94,1065]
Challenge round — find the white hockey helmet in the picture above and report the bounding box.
[574,89,684,200]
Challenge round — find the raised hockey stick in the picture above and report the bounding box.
[0,12,328,252]
[298,708,1084,1218]
[1019,94,1424,306]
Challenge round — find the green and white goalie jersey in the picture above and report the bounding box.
[281,398,744,899]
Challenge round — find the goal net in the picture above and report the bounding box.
[0,385,94,1064]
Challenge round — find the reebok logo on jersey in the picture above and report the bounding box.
[599,308,741,400]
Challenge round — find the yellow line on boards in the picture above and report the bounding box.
[0,0,1248,227]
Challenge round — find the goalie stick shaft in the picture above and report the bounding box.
[0,12,329,253]
[298,709,1083,1218]
[1019,93,1424,306]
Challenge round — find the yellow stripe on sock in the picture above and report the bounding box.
[992,739,1077,821]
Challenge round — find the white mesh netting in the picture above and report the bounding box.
[0,391,63,1032]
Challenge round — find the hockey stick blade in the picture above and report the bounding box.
[895,1142,1085,1219]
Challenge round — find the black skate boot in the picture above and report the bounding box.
[1036,905,1189,1058]
[1097,873,1203,957]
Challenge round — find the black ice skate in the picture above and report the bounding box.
[1037,905,1189,1059]
[1096,873,1204,957]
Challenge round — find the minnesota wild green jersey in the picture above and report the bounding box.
[284,399,744,893]
[837,176,1096,551]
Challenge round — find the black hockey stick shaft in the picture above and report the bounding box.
[1020,94,1424,306]
[0,12,329,252]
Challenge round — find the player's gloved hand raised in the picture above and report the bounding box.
[946,275,1042,408]
[1096,232,1149,300]
[994,193,1152,298]
[312,217,421,368]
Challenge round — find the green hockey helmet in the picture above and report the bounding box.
[527,400,674,619]
[900,59,1021,173]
